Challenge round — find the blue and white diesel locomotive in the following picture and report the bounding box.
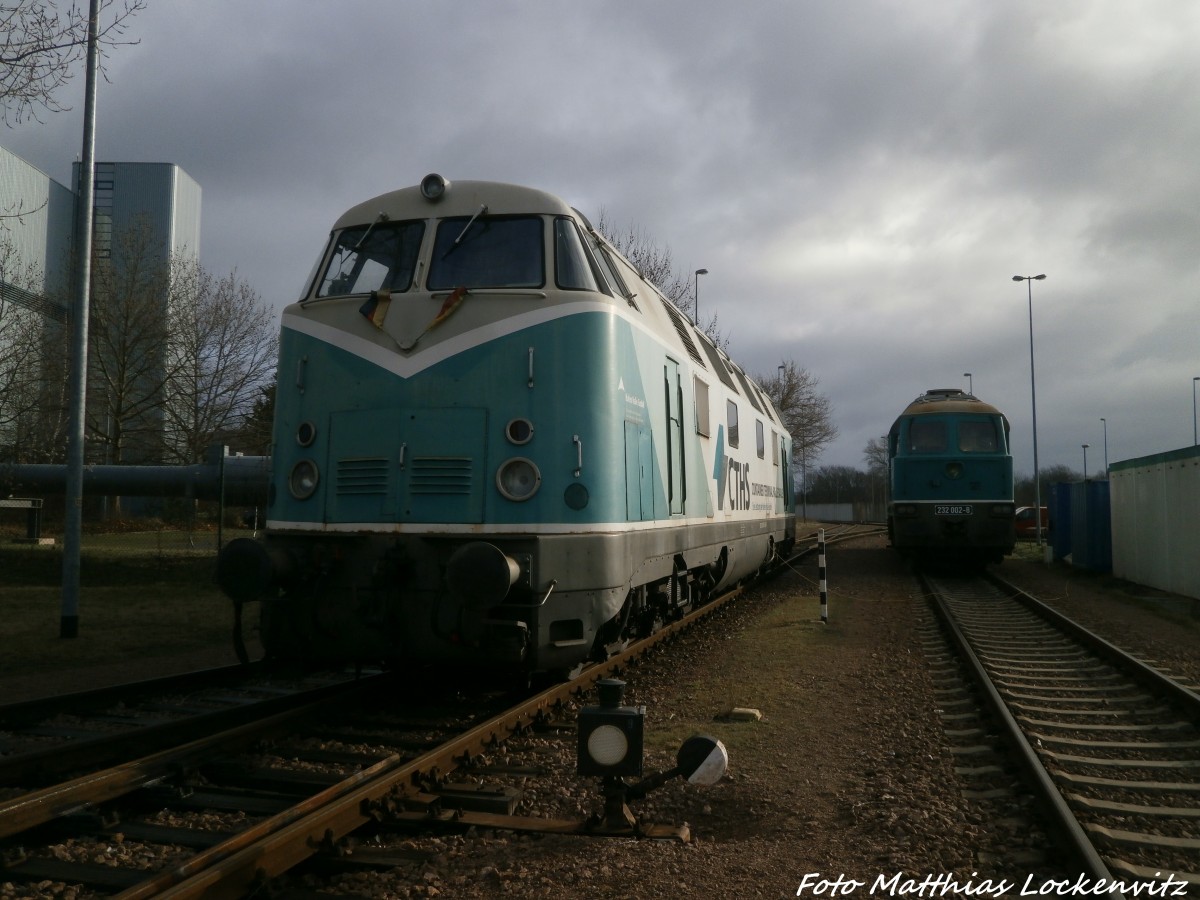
[886,388,1015,565]
[218,175,795,674]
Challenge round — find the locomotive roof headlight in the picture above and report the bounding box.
[420,173,449,201]
[505,418,534,445]
[288,459,320,500]
[945,462,964,479]
[296,421,317,447]
[496,457,541,501]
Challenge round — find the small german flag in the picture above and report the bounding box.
[359,289,391,329]
[429,285,467,330]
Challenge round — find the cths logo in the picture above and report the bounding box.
[714,425,751,512]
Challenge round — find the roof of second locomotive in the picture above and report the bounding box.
[892,388,1007,426]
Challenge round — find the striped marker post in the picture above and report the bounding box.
[818,528,828,623]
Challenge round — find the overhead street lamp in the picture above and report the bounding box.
[693,268,708,326]
[1013,274,1046,545]
[964,372,973,395]
[1082,443,1089,480]
[1100,418,1108,475]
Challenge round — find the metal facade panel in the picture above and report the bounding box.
[0,145,75,303]
[1110,445,1200,600]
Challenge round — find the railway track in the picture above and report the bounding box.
[0,527,874,898]
[922,570,1200,889]
[0,663,382,786]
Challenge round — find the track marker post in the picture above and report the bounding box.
[818,529,829,624]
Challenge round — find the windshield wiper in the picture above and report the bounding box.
[353,211,390,251]
[441,204,488,260]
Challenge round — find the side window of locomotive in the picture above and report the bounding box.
[958,420,998,452]
[756,420,766,459]
[318,220,425,297]
[694,378,711,436]
[554,218,602,292]
[727,400,740,448]
[594,244,637,308]
[428,215,544,289]
[908,419,946,453]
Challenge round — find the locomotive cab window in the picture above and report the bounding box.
[593,243,637,308]
[958,419,999,452]
[428,215,544,289]
[908,419,946,453]
[554,218,603,292]
[317,220,425,297]
[756,420,765,459]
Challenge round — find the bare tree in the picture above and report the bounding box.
[1,0,145,126]
[0,237,48,457]
[162,261,277,464]
[863,435,887,476]
[594,208,728,348]
[227,382,274,457]
[86,220,174,464]
[758,360,838,468]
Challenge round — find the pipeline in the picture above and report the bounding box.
[0,453,271,506]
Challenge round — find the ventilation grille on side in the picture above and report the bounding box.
[657,297,706,367]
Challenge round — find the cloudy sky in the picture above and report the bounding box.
[6,0,1199,476]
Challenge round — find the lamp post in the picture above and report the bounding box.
[964,372,973,395]
[1100,418,1108,475]
[1082,443,1089,480]
[693,268,708,325]
[1013,274,1046,545]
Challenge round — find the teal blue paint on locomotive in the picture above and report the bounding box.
[887,389,1016,563]
[271,310,656,528]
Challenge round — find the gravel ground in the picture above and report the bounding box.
[286,537,1199,899]
[3,534,1197,899]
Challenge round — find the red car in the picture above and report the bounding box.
[1014,506,1049,539]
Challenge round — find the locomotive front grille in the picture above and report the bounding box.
[411,457,473,495]
[336,457,389,495]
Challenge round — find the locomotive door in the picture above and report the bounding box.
[664,358,685,516]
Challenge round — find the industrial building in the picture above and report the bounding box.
[1,144,201,464]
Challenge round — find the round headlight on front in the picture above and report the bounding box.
[586,724,630,767]
[288,459,320,499]
[945,462,964,479]
[496,457,541,501]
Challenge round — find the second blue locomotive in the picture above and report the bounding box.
[887,388,1016,564]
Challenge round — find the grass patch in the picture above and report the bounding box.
[0,581,235,677]
[0,537,246,678]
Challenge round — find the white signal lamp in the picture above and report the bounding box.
[577,679,645,778]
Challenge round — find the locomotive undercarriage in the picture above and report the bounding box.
[220,521,787,674]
